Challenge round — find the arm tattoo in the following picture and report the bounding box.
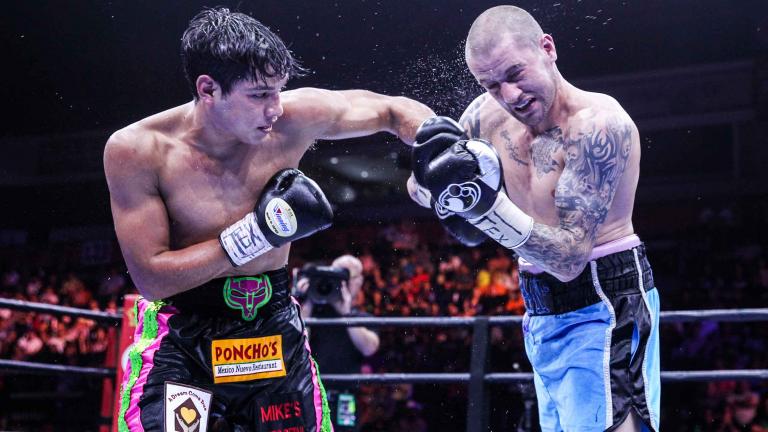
[516,118,633,279]
[501,130,529,167]
[531,127,563,177]
[459,98,483,139]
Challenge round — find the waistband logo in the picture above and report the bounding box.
[222,275,273,321]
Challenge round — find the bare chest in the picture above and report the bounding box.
[158,145,300,247]
[489,127,566,223]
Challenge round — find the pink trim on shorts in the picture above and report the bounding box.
[293,296,326,432]
[518,234,641,274]
[122,301,176,432]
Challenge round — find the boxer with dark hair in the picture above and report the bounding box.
[105,7,432,431]
[409,5,660,432]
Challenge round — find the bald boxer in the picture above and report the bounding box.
[409,6,660,432]
[105,8,432,432]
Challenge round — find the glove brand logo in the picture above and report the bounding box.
[164,382,212,432]
[264,198,298,237]
[433,202,452,219]
[274,208,290,231]
[438,182,481,213]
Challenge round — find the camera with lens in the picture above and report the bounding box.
[299,265,350,304]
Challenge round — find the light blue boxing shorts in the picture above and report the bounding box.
[520,239,660,431]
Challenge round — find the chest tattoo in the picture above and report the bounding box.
[531,127,564,178]
[501,130,530,167]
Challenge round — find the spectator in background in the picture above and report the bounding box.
[14,329,43,360]
[297,254,380,431]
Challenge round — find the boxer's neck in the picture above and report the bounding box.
[183,102,246,160]
[529,70,575,135]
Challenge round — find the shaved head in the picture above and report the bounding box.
[333,254,364,295]
[466,6,544,61]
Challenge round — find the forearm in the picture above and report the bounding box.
[514,222,593,282]
[128,240,284,300]
[388,97,435,145]
[346,327,379,357]
[125,239,228,300]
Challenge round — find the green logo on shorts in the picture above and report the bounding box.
[222,275,273,321]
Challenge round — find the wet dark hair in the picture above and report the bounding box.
[181,7,307,99]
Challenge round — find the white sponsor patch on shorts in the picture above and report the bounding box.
[264,198,298,237]
[164,382,212,432]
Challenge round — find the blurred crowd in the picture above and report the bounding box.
[1,201,767,430]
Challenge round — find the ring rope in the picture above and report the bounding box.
[2,298,767,383]
[2,359,766,384]
[0,359,115,377]
[3,298,766,326]
[0,298,121,323]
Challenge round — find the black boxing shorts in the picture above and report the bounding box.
[116,268,333,432]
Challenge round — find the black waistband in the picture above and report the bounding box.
[165,267,292,320]
[519,244,655,316]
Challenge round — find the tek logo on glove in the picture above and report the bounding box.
[437,182,482,213]
[219,168,333,267]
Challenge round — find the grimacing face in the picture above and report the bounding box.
[209,74,288,145]
[467,32,558,127]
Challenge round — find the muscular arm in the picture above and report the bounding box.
[104,132,283,300]
[459,103,636,281]
[286,88,434,145]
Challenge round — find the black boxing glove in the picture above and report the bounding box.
[410,177,486,247]
[411,116,466,186]
[424,139,533,249]
[219,169,333,266]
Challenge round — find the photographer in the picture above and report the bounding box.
[296,255,380,431]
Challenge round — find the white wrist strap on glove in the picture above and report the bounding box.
[219,212,274,266]
[468,193,534,249]
[412,181,433,209]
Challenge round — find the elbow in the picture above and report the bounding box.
[361,345,378,357]
[552,266,586,283]
[552,247,593,283]
[134,283,164,302]
[361,333,380,357]
[138,290,164,302]
[130,272,166,301]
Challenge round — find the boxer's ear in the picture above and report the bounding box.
[196,75,218,103]
[540,34,557,62]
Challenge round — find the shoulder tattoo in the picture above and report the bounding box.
[459,97,484,139]
[556,119,633,229]
[515,118,634,278]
